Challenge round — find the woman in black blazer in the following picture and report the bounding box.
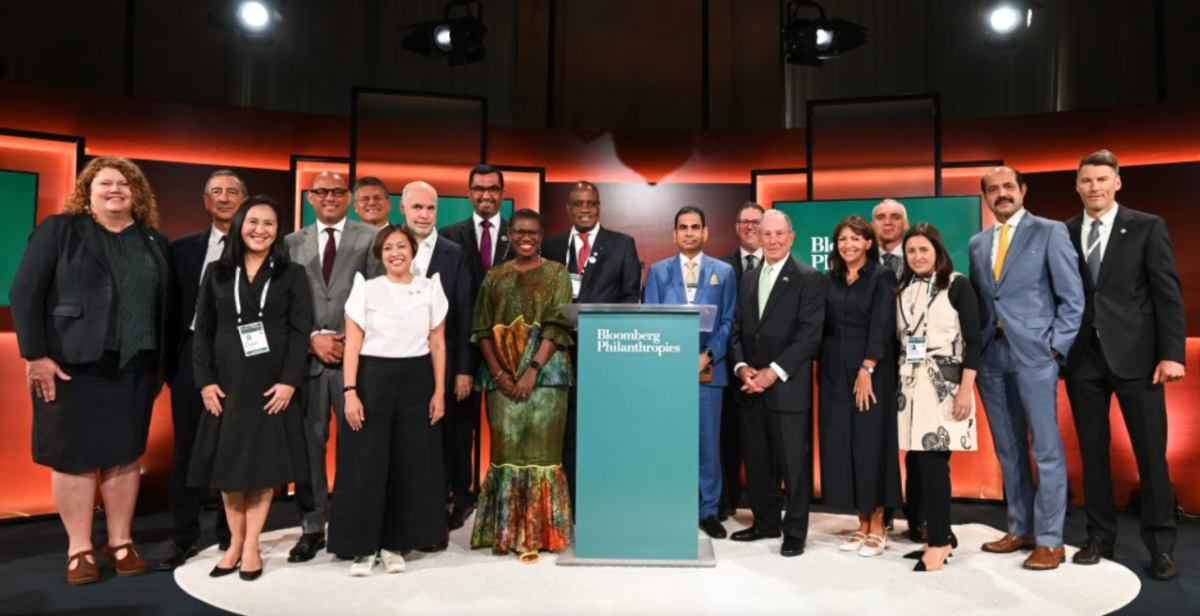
[11,156,170,585]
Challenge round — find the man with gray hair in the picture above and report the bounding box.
[399,181,474,543]
[871,199,908,278]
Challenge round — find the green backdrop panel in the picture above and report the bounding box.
[299,193,513,228]
[0,170,39,307]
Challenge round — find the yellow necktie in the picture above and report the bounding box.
[993,223,1010,281]
[685,260,697,285]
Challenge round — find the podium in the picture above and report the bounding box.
[558,303,717,567]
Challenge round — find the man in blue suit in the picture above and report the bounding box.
[968,166,1084,571]
[643,206,737,540]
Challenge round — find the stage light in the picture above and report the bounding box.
[237,1,271,33]
[782,1,867,67]
[400,0,488,66]
[207,0,282,43]
[982,2,1040,49]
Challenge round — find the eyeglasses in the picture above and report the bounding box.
[312,188,349,198]
[736,219,761,227]
[509,229,541,238]
[568,200,600,210]
[469,185,504,196]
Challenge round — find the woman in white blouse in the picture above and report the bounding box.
[327,224,448,576]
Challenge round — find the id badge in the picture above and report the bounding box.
[905,336,927,364]
[569,273,582,299]
[685,282,698,304]
[238,322,270,357]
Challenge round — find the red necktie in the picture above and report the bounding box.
[322,227,337,285]
[480,219,493,273]
[578,232,591,274]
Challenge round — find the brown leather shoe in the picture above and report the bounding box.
[1023,546,1066,570]
[981,533,1036,554]
[103,542,147,577]
[67,550,100,585]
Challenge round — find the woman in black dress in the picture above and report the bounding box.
[188,196,312,581]
[819,214,902,558]
[11,156,169,585]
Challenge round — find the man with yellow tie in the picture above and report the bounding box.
[968,166,1085,570]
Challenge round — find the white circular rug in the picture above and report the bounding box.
[175,513,1140,616]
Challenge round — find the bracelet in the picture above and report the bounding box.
[342,385,357,393]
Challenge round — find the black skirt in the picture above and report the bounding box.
[32,351,158,473]
[328,355,447,556]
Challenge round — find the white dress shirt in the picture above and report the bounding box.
[1081,202,1120,264]
[570,224,601,269]
[679,253,704,304]
[190,225,228,331]
[412,229,438,278]
[990,206,1027,272]
[734,256,791,382]
[344,273,448,358]
[739,247,763,272]
[472,212,501,256]
[317,217,347,270]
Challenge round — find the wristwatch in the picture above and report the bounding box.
[860,365,875,375]
[704,348,715,361]
[527,359,542,371]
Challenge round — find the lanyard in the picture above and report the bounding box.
[900,277,938,336]
[234,263,272,324]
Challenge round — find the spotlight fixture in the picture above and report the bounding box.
[208,0,283,43]
[782,1,867,67]
[400,0,488,66]
[982,2,1041,49]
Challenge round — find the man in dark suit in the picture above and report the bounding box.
[728,210,826,557]
[1064,150,1186,580]
[542,181,642,510]
[718,201,764,520]
[439,164,512,529]
[399,180,474,542]
[157,170,242,570]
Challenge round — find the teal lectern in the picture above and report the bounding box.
[558,303,717,567]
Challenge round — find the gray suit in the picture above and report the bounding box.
[284,219,381,534]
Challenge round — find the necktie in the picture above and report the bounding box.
[685,260,698,285]
[322,227,337,285]
[883,253,900,276]
[758,263,774,316]
[578,232,592,274]
[745,254,758,273]
[1087,219,1102,283]
[479,219,493,273]
[992,223,1010,282]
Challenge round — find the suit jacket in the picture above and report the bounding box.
[12,214,171,368]
[440,215,511,293]
[1065,205,1186,379]
[284,219,380,376]
[164,227,212,380]
[642,253,738,388]
[968,211,1084,368]
[543,226,641,304]
[425,234,475,384]
[728,256,826,413]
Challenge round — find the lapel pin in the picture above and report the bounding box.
[588,256,597,264]
[1120,228,1127,234]
[782,276,790,282]
[501,235,508,242]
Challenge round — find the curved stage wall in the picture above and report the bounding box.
[0,81,1197,519]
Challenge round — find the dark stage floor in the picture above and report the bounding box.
[0,501,1195,616]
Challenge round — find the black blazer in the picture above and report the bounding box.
[165,227,214,380]
[440,216,511,293]
[542,226,641,304]
[425,234,475,384]
[728,256,827,413]
[12,214,171,367]
[1065,205,1186,379]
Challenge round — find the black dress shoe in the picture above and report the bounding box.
[448,503,477,531]
[1147,552,1178,580]
[239,567,263,581]
[1072,536,1114,565]
[780,537,805,557]
[157,542,199,571]
[209,560,240,578]
[418,538,450,553]
[287,533,326,563]
[730,526,782,542]
[700,516,727,539]
[715,505,730,522]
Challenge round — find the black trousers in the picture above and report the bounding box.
[719,387,743,511]
[442,389,481,507]
[916,450,952,547]
[168,334,229,546]
[740,397,810,540]
[1065,332,1176,555]
[327,356,446,557]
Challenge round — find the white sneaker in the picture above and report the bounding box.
[839,531,867,552]
[349,555,376,577]
[859,534,888,557]
[380,550,407,574]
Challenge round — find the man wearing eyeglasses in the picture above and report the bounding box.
[284,171,382,562]
[440,164,513,530]
[716,201,765,521]
[158,170,244,570]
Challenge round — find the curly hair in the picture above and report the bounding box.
[63,156,159,229]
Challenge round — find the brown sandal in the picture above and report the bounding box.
[67,550,100,585]
[104,542,147,577]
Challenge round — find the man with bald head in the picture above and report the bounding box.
[399,181,474,541]
[353,176,393,228]
[284,171,382,562]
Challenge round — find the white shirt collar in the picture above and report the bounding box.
[739,247,763,262]
[209,225,227,246]
[420,228,439,250]
[995,207,1027,231]
[678,252,705,270]
[318,217,347,234]
[473,212,500,228]
[1086,202,1120,228]
[570,224,601,242]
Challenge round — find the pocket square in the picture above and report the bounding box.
[710,274,720,285]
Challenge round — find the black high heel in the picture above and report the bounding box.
[239,551,263,581]
[209,560,240,578]
[905,533,958,560]
[913,546,953,572]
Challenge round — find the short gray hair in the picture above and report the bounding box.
[761,209,793,233]
[204,169,247,196]
[401,180,438,205]
[871,198,908,220]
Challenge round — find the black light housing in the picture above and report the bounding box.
[207,0,283,45]
[782,0,867,67]
[981,1,1042,49]
[400,0,488,66]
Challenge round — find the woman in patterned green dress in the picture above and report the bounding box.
[470,209,575,563]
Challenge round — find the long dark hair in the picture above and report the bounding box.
[826,214,879,282]
[896,222,953,292]
[215,196,291,280]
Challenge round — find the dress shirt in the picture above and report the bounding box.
[881,244,903,264]
[472,212,501,255]
[739,247,764,271]
[1081,202,1120,264]
[679,253,703,304]
[317,217,347,270]
[570,224,601,268]
[990,206,1027,272]
[734,256,791,382]
[412,229,438,278]
[190,226,227,331]
[344,273,449,358]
